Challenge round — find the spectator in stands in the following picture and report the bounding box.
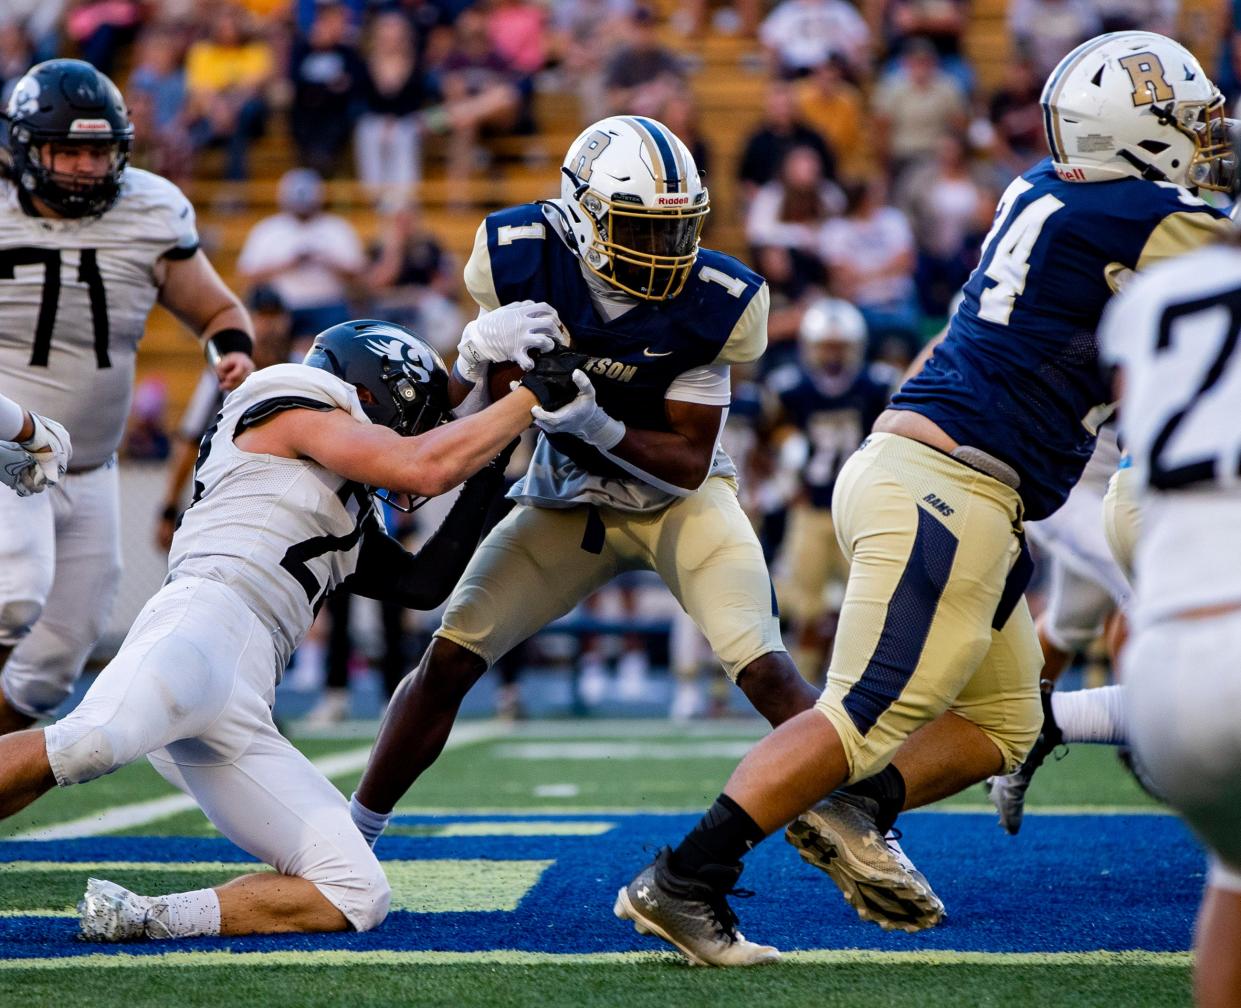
[289,0,368,176]
[420,7,523,188]
[486,0,549,77]
[184,6,273,182]
[236,168,366,347]
[658,92,711,188]
[602,5,687,116]
[355,11,425,201]
[759,0,871,80]
[818,177,921,366]
[737,82,837,204]
[124,379,171,462]
[987,54,1047,176]
[872,36,968,183]
[879,0,972,93]
[0,24,34,103]
[1092,0,1177,34]
[746,144,843,302]
[794,56,865,182]
[896,132,993,317]
[0,0,65,65]
[127,27,192,184]
[548,0,634,122]
[367,203,463,358]
[154,286,293,552]
[65,0,143,77]
[1007,0,1100,79]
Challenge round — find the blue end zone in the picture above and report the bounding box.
[0,812,1203,960]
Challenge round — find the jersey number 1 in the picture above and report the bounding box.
[0,247,111,368]
[977,179,1064,325]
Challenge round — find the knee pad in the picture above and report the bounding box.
[984,696,1044,775]
[1,657,79,718]
[0,599,42,647]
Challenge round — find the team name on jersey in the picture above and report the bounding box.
[582,356,638,383]
[923,492,955,517]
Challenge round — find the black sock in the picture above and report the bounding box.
[839,764,906,835]
[668,794,767,877]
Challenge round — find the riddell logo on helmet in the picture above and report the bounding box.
[1056,166,1088,182]
[656,194,690,206]
[68,119,112,135]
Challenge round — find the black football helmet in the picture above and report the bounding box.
[303,320,451,437]
[2,59,133,218]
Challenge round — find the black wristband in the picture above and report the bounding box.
[205,328,253,367]
[160,504,179,522]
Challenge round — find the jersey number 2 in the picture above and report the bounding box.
[0,247,111,368]
[977,179,1064,325]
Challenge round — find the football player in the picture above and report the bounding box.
[349,115,821,850]
[0,390,70,498]
[612,31,1237,964]
[0,314,583,941]
[767,297,897,682]
[0,60,256,734]
[1101,171,1241,1008]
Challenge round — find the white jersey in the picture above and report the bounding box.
[0,168,199,469]
[167,364,377,668]
[1100,242,1241,625]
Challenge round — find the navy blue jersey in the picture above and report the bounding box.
[890,159,1230,520]
[470,202,767,485]
[769,362,895,508]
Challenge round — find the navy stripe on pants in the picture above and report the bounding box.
[842,506,959,735]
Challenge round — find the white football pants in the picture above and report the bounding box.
[43,576,390,931]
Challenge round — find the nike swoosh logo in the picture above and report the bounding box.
[643,348,674,357]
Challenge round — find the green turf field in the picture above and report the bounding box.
[0,718,1193,1007]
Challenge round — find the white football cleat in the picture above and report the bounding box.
[78,878,166,942]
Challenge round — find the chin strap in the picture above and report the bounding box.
[1116,148,1171,184]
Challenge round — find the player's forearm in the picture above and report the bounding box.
[0,394,33,442]
[160,438,200,512]
[603,427,712,494]
[391,392,534,496]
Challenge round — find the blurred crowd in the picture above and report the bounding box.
[9,0,1232,718]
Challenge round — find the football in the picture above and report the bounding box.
[487,360,526,402]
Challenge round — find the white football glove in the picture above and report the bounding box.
[456,300,570,382]
[19,412,71,487]
[0,442,46,497]
[530,370,626,450]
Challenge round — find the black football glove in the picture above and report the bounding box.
[519,346,591,411]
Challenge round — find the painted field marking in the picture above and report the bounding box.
[388,820,612,837]
[0,949,1194,971]
[0,857,553,916]
[494,741,755,760]
[385,803,1170,816]
[16,721,508,841]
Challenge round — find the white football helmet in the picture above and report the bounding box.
[1041,31,1234,191]
[799,296,866,378]
[558,116,708,301]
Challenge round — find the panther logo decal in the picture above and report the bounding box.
[360,325,434,383]
[10,79,40,119]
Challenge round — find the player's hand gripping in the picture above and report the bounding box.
[516,346,590,412]
[530,370,625,450]
[456,301,569,382]
[1,412,72,497]
[214,352,254,392]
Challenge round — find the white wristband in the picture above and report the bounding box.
[0,394,24,442]
[588,415,626,450]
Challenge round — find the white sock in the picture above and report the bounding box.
[350,792,391,848]
[1051,685,1128,745]
[146,888,221,939]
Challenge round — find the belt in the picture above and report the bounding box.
[948,446,1021,491]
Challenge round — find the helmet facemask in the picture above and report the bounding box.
[1162,94,1236,192]
[575,184,708,301]
[17,135,131,217]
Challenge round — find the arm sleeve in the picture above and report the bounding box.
[341,461,507,610]
[713,282,770,364]
[463,220,502,311]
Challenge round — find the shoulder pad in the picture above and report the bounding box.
[231,363,369,433]
[116,168,199,257]
[482,203,555,306]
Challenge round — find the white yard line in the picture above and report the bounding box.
[0,948,1193,970]
[15,721,507,841]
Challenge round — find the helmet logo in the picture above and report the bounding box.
[10,79,39,118]
[1119,52,1174,106]
[569,129,612,184]
[362,329,434,383]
